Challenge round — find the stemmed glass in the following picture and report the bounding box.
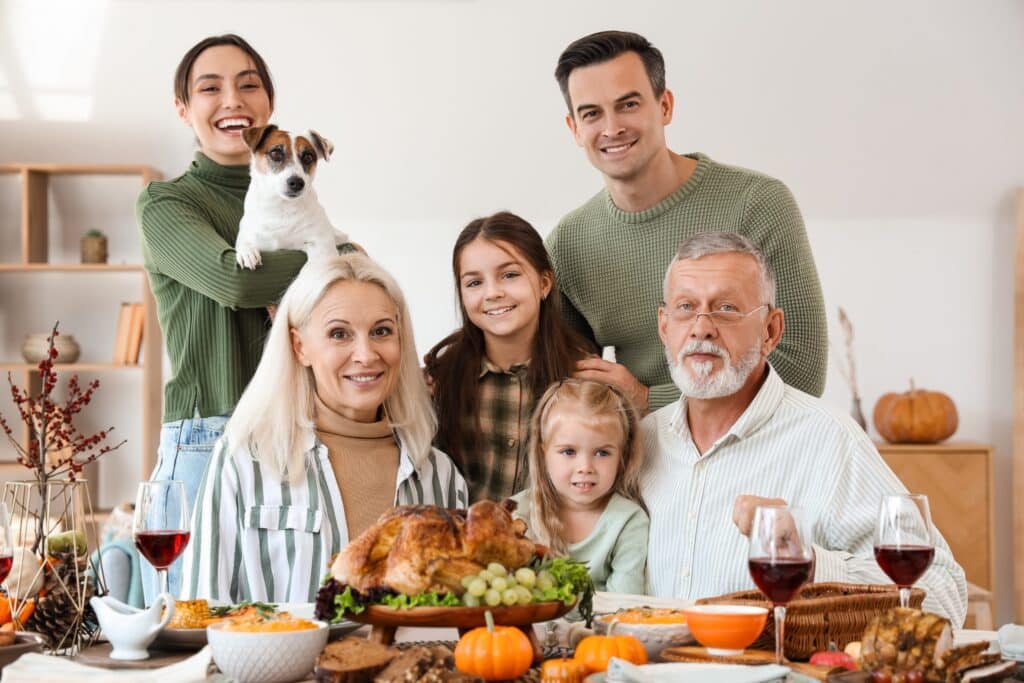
[874,493,935,608]
[748,505,814,665]
[133,481,190,602]
[0,503,12,585]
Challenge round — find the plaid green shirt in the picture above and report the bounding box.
[462,359,534,503]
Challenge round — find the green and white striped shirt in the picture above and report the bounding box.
[640,366,968,625]
[181,431,468,603]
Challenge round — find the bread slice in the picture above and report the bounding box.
[315,636,398,683]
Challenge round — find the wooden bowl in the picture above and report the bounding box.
[346,600,574,629]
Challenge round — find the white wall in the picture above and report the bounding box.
[0,0,1021,621]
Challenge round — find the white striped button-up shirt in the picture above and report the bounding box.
[640,366,967,625]
[181,431,469,603]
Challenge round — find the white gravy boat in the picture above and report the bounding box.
[90,593,174,660]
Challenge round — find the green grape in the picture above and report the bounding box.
[531,588,545,601]
[505,576,518,589]
[463,592,480,607]
[486,562,507,577]
[478,569,494,582]
[501,589,519,606]
[515,586,533,605]
[514,567,536,588]
[490,576,508,592]
[461,575,476,589]
[537,570,555,590]
[484,589,502,607]
[467,578,488,597]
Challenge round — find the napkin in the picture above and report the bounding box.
[606,657,790,683]
[0,646,213,683]
[998,623,1024,660]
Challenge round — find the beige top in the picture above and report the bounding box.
[314,394,400,539]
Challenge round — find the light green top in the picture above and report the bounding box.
[511,491,649,594]
[546,153,827,411]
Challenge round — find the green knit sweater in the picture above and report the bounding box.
[546,153,827,411]
[137,153,308,423]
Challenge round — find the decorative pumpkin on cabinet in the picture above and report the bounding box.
[573,625,647,674]
[541,656,587,683]
[873,380,958,444]
[454,611,533,681]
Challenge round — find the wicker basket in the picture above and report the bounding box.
[697,583,925,660]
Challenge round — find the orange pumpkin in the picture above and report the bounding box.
[574,629,648,674]
[454,610,533,681]
[541,656,588,683]
[873,380,958,444]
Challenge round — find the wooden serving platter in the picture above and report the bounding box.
[661,645,842,681]
[346,600,572,629]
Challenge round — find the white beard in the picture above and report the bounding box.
[667,340,763,399]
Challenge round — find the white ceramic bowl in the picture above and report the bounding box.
[594,611,692,660]
[207,620,329,683]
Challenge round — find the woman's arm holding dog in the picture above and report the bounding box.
[138,189,307,309]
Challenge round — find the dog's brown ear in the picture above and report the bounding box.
[242,124,278,152]
[308,130,333,162]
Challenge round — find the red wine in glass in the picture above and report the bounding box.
[134,530,191,570]
[748,558,813,605]
[874,544,934,586]
[875,494,935,608]
[0,554,12,584]
[134,480,189,603]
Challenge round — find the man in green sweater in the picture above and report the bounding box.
[547,30,827,412]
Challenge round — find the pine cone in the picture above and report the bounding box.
[24,552,96,650]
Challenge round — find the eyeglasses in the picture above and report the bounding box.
[665,303,769,327]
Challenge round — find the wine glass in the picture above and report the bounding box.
[874,493,935,608]
[133,481,190,602]
[748,505,814,665]
[0,503,12,585]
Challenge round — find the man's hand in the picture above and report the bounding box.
[732,495,788,537]
[573,358,649,414]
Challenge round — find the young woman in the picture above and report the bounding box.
[137,34,307,600]
[424,212,594,503]
[511,379,648,593]
[183,254,468,603]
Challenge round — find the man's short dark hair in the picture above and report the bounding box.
[555,30,666,114]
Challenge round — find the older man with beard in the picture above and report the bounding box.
[639,232,967,624]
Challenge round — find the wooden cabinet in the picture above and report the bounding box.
[877,442,994,593]
[0,163,163,489]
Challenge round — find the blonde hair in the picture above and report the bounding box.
[223,254,436,482]
[525,379,645,554]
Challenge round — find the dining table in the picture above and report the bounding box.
[0,623,1005,683]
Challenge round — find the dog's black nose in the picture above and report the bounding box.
[287,176,305,193]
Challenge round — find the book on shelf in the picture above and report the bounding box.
[112,302,144,364]
[112,303,132,364]
[127,302,144,364]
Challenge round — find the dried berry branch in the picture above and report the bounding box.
[0,322,126,552]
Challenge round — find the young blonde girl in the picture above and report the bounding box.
[425,212,594,502]
[511,379,648,594]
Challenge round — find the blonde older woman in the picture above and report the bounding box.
[182,254,468,602]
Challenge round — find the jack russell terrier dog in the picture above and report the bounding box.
[235,124,349,269]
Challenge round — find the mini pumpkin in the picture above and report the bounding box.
[541,656,588,683]
[573,625,648,674]
[454,610,533,681]
[873,380,958,444]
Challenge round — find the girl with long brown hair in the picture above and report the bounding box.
[511,379,648,593]
[424,212,593,502]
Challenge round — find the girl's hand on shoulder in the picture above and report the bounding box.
[572,358,649,416]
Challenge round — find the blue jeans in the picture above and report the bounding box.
[140,410,229,605]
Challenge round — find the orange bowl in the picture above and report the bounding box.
[681,604,768,656]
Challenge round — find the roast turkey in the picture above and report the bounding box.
[329,499,537,595]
